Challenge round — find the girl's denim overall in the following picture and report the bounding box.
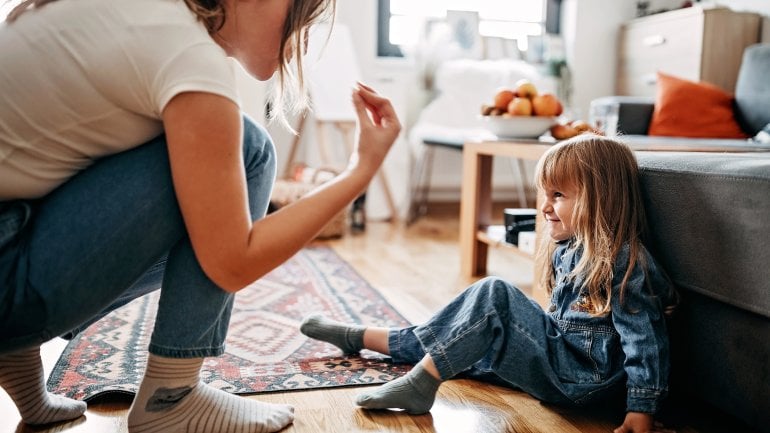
[0,115,275,359]
[388,242,673,414]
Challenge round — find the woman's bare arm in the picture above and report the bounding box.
[162,86,399,292]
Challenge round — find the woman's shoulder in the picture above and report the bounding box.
[116,0,209,32]
[19,0,203,27]
[10,0,218,59]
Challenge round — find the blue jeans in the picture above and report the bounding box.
[387,277,625,407]
[0,115,276,358]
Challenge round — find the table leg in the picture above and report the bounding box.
[460,149,493,277]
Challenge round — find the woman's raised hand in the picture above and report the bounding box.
[348,83,401,175]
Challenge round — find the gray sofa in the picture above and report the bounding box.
[597,44,770,432]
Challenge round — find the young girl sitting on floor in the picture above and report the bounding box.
[301,134,678,433]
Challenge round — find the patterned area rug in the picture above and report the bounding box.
[47,246,412,402]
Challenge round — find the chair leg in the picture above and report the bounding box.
[407,145,436,224]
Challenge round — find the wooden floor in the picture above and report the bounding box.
[0,205,745,432]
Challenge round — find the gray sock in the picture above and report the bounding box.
[299,314,365,354]
[354,363,441,415]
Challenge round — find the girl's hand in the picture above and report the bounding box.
[614,412,675,433]
[348,82,401,175]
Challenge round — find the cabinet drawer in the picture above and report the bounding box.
[619,12,704,64]
[616,7,760,96]
[618,53,700,96]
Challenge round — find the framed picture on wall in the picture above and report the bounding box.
[446,10,483,59]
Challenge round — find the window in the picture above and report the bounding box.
[377,0,404,57]
[1,0,19,21]
[377,0,556,58]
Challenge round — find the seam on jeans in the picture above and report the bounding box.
[392,330,402,362]
[424,326,455,378]
[510,317,541,346]
[148,342,225,358]
[394,331,400,353]
[149,342,224,352]
[572,379,618,406]
[442,312,497,348]
[433,311,503,378]
[557,319,617,336]
[0,329,51,354]
[585,332,600,382]
[628,386,666,397]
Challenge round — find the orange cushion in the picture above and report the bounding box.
[648,72,748,139]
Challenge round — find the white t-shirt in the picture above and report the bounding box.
[0,0,240,199]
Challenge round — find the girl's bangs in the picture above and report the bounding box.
[537,147,580,191]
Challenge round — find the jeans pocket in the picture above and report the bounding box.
[554,330,612,384]
[0,201,32,252]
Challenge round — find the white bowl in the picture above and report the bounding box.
[481,115,557,139]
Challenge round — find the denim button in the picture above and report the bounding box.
[548,304,557,312]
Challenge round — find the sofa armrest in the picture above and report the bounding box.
[591,96,655,135]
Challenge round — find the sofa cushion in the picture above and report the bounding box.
[648,72,748,139]
[636,152,770,319]
[735,44,770,135]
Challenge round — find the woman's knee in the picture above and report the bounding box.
[241,115,276,178]
[241,115,277,218]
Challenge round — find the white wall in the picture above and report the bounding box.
[561,0,636,119]
[335,0,417,219]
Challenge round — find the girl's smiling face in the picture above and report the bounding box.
[540,183,578,242]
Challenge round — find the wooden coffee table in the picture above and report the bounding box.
[459,139,553,304]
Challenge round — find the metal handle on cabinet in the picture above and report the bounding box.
[642,35,667,46]
[642,73,658,86]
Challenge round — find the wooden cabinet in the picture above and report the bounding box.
[616,6,760,96]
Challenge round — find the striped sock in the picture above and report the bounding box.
[299,314,366,354]
[0,346,87,425]
[127,354,294,433]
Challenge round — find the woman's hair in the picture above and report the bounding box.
[534,134,648,315]
[270,0,336,128]
[6,0,336,129]
[5,0,55,21]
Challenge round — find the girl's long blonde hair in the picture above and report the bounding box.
[535,134,647,315]
[5,0,336,129]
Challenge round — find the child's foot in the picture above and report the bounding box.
[0,347,87,425]
[355,363,440,415]
[300,314,365,354]
[128,355,293,433]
